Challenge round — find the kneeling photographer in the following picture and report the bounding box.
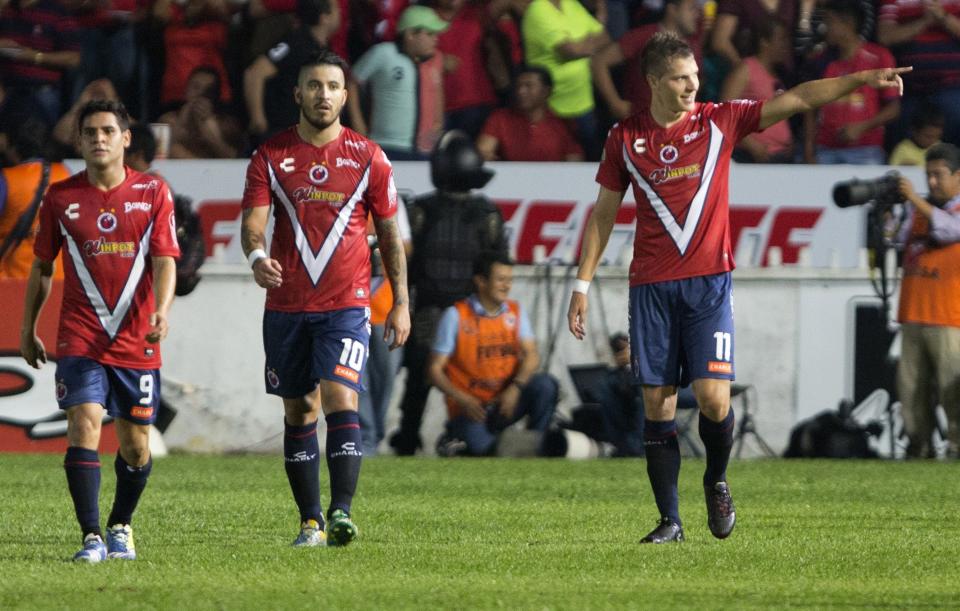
[894,144,960,458]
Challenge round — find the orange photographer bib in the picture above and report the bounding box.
[898,210,960,328]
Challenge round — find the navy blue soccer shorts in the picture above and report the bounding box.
[628,272,735,387]
[54,356,160,425]
[263,308,371,397]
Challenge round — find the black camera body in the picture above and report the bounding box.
[832,172,902,209]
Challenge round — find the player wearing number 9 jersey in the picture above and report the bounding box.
[19,100,180,563]
[567,32,911,544]
[241,50,410,547]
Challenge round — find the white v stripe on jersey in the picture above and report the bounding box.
[624,120,723,255]
[268,161,369,286]
[59,220,153,340]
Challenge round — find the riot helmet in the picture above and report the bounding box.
[430,130,494,192]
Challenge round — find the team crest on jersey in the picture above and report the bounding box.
[633,138,646,154]
[504,313,516,329]
[266,368,280,389]
[659,145,679,164]
[308,163,329,185]
[97,209,118,233]
[56,381,67,401]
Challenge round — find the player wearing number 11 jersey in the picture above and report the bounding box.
[20,100,180,562]
[568,32,911,544]
[241,50,410,547]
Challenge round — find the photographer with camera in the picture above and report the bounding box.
[895,143,960,459]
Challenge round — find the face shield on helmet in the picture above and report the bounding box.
[430,130,495,192]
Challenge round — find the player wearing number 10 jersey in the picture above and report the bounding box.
[241,50,410,548]
[568,32,911,544]
[20,100,180,563]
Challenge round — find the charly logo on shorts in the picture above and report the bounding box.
[97,209,118,233]
[56,381,68,401]
[308,163,329,185]
[659,145,679,164]
[266,368,280,388]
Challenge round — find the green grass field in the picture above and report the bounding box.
[1,454,958,610]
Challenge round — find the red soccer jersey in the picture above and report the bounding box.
[242,126,398,313]
[596,101,763,285]
[33,169,181,368]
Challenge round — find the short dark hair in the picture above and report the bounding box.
[516,64,552,89]
[297,0,333,25]
[641,31,695,78]
[298,49,350,83]
[77,99,131,132]
[188,65,222,102]
[127,124,157,165]
[926,143,960,173]
[911,102,945,131]
[823,0,865,32]
[473,251,513,279]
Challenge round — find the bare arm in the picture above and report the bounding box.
[567,186,625,339]
[492,337,540,419]
[877,14,934,46]
[19,258,55,368]
[837,99,900,144]
[591,41,631,119]
[373,215,411,349]
[759,67,912,130]
[244,56,278,136]
[710,13,742,67]
[146,256,176,343]
[428,351,486,421]
[476,133,499,161]
[241,206,283,289]
[346,81,368,136]
[555,32,610,61]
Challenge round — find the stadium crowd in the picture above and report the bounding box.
[2,0,959,166]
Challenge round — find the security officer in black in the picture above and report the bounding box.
[389,130,509,455]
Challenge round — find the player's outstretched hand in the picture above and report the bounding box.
[384,304,411,350]
[20,332,46,369]
[146,312,169,344]
[863,66,912,96]
[567,292,588,340]
[252,257,283,289]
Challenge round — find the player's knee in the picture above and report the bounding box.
[698,399,729,422]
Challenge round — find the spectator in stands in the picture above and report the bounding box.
[890,103,944,166]
[152,0,232,112]
[246,0,350,60]
[244,0,341,140]
[878,0,960,147]
[53,79,120,157]
[159,66,244,158]
[522,0,609,160]
[895,143,960,459]
[476,64,584,161]
[0,117,70,279]
[124,124,157,174]
[710,0,806,69]
[428,253,558,457]
[434,0,507,139]
[720,20,793,163]
[348,5,447,160]
[0,0,81,126]
[803,0,898,165]
[592,0,700,121]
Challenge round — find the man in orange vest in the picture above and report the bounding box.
[427,252,557,456]
[0,118,71,279]
[896,143,960,458]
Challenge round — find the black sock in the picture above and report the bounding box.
[64,447,102,538]
[325,410,362,516]
[284,420,322,523]
[643,420,681,525]
[107,453,152,527]
[699,408,735,487]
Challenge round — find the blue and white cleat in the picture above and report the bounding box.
[325,510,358,547]
[73,533,107,563]
[292,519,327,547]
[106,524,137,560]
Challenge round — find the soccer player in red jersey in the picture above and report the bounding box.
[20,100,180,562]
[241,50,410,547]
[567,32,910,544]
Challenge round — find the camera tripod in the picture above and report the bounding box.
[732,384,776,458]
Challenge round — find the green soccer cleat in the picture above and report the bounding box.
[292,519,327,547]
[325,510,358,547]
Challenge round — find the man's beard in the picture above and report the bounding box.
[302,105,341,131]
